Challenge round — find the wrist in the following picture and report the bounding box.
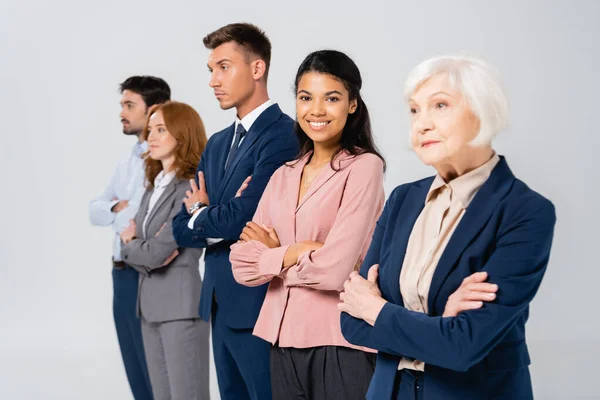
[188,201,207,215]
[364,297,387,326]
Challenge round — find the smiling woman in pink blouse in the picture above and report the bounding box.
[229,50,386,399]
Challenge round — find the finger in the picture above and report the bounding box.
[349,271,361,281]
[465,282,498,293]
[244,175,252,185]
[240,232,251,242]
[198,171,206,192]
[462,271,488,286]
[242,227,259,240]
[458,301,485,312]
[246,222,264,234]
[367,265,379,283]
[464,291,496,301]
[189,179,199,193]
[185,190,193,199]
[339,292,345,301]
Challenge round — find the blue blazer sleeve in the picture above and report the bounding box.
[340,186,407,354]
[342,190,556,372]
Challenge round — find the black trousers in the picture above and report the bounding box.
[392,369,425,400]
[270,345,375,400]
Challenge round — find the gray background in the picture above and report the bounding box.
[0,0,598,398]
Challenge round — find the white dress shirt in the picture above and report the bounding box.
[142,170,176,238]
[187,99,275,243]
[89,141,148,261]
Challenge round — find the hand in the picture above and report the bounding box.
[338,265,386,326]
[282,240,323,268]
[120,219,137,244]
[235,176,252,198]
[240,222,280,248]
[112,200,129,213]
[184,171,210,214]
[155,223,166,237]
[443,272,498,317]
[162,249,179,266]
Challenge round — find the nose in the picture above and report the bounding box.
[414,110,434,134]
[119,108,126,119]
[309,98,326,117]
[209,71,220,88]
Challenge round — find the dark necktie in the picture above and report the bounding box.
[225,123,246,171]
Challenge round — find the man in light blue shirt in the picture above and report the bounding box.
[90,76,170,400]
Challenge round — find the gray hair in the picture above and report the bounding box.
[404,55,509,146]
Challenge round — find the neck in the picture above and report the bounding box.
[236,85,269,120]
[311,142,341,165]
[136,133,144,143]
[161,156,176,174]
[435,146,494,181]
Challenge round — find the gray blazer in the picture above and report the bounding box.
[121,177,203,323]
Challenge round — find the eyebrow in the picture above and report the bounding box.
[120,100,135,105]
[207,58,232,68]
[297,90,343,96]
[428,91,453,98]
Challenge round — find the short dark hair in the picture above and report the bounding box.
[293,50,385,170]
[203,23,271,79]
[119,76,171,107]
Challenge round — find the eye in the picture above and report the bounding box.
[127,104,133,110]
[298,95,311,101]
[436,102,447,109]
[158,127,166,133]
[326,97,340,102]
[221,65,229,71]
[409,107,418,115]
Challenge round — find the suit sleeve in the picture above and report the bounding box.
[121,188,184,270]
[187,132,297,241]
[281,156,385,291]
[343,196,556,372]
[340,185,403,350]
[229,171,292,287]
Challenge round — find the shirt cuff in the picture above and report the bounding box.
[187,206,206,229]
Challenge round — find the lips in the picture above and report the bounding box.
[421,140,440,148]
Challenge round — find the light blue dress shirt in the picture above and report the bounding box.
[89,141,148,262]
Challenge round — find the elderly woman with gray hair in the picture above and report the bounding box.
[338,55,556,399]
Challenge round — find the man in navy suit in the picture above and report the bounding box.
[172,23,299,400]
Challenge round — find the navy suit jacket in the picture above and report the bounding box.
[341,157,556,399]
[172,104,298,328]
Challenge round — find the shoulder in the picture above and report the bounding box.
[505,178,556,224]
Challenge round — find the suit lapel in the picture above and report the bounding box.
[213,123,235,204]
[384,181,431,305]
[135,189,151,239]
[217,104,283,200]
[144,177,178,236]
[427,157,515,314]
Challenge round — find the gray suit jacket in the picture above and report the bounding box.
[121,176,203,323]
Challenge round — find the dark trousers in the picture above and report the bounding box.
[211,301,272,400]
[270,345,376,400]
[392,369,425,400]
[112,266,153,400]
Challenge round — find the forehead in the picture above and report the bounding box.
[148,110,163,125]
[411,73,460,101]
[208,41,247,65]
[297,72,348,94]
[120,89,145,105]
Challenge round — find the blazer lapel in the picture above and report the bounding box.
[383,181,431,305]
[135,189,152,239]
[144,177,178,235]
[212,123,235,204]
[427,157,515,314]
[217,104,283,200]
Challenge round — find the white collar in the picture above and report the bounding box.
[235,99,275,132]
[154,170,176,189]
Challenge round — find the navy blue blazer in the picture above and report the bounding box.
[341,157,556,399]
[172,104,299,328]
